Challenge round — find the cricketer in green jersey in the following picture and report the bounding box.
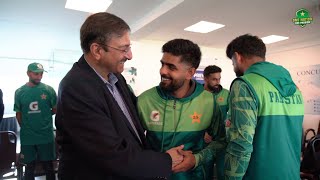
[225,34,304,180]
[138,39,226,180]
[14,62,57,180]
[203,65,230,180]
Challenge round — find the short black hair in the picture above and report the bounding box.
[226,34,266,59]
[162,39,202,69]
[80,12,130,53]
[203,65,222,78]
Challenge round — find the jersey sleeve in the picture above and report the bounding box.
[194,97,227,167]
[137,96,148,130]
[13,89,21,112]
[224,80,258,179]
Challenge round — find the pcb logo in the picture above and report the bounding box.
[292,8,313,28]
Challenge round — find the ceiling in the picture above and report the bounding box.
[1,0,320,55]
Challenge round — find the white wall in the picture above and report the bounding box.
[267,45,320,68]
[0,19,81,116]
[125,40,164,95]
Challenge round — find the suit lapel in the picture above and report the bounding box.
[114,75,146,145]
[78,57,145,146]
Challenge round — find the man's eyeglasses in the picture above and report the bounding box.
[99,44,131,54]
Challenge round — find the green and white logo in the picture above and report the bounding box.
[292,8,313,28]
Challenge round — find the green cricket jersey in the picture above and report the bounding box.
[213,87,229,122]
[225,62,304,180]
[211,86,229,180]
[138,81,226,180]
[14,82,57,145]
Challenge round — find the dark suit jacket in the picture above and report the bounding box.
[0,89,3,124]
[55,56,171,180]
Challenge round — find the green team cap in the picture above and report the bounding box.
[27,62,47,73]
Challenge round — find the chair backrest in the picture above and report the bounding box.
[0,131,17,171]
[301,134,320,173]
[302,128,316,153]
[311,135,320,171]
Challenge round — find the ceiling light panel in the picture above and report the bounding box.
[184,21,225,33]
[65,0,112,13]
[261,35,289,44]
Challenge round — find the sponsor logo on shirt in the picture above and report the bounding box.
[147,110,163,125]
[28,101,41,114]
[150,110,160,121]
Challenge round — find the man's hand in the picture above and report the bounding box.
[172,150,196,173]
[166,145,184,168]
[226,119,231,127]
[204,132,212,143]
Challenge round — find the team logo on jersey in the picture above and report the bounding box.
[190,112,202,124]
[40,93,47,100]
[217,96,224,102]
[150,110,160,122]
[28,101,41,114]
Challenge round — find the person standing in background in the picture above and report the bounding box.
[137,39,226,180]
[0,89,4,124]
[14,62,57,180]
[55,12,183,180]
[224,34,304,179]
[203,65,229,180]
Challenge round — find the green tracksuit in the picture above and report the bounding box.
[225,62,304,180]
[214,87,229,122]
[138,81,226,180]
[212,87,229,180]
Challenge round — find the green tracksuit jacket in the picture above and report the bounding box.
[138,81,226,180]
[211,86,229,180]
[225,61,304,180]
[213,87,229,122]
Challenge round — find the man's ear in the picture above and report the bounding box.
[186,67,196,80]
[234,52,243,64]
[90,43,102,60]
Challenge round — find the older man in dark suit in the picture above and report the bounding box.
[55,12,183,180]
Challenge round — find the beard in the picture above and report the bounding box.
[30,79,41,85]
[207,84,221,93]
[234,67,243,77]
[160,76,184,93]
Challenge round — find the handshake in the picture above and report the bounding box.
[166,145,196,173]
